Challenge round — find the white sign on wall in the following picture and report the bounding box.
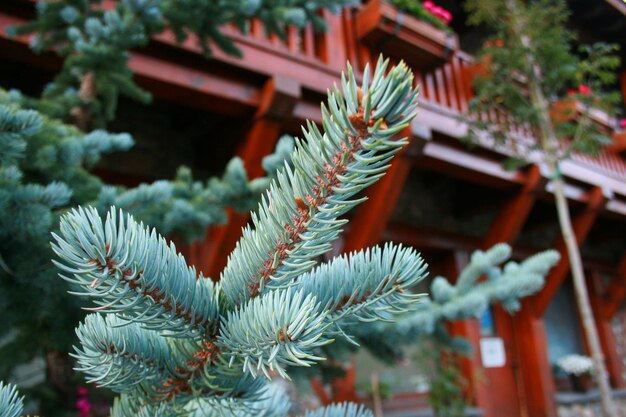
[480,337,506,368]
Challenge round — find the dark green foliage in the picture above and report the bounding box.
[388,0,450,32]
[416,329,470,417]
[464,0,621,161]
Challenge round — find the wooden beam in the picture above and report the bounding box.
[603,255,626,319]
[191,76,301,277]
[316,9,347,70]
[446,251,493,414]
[382,223,481,252]
[479,164,544,417]
[342,121,430,252]
[238,75,301,178]
[534,187,608,316]
[588,270,626,388]
[510,300,558,417]
[483,164,545,247]
[417,140,526,190]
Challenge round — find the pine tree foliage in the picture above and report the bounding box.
[464,0,621,163]
[0,89,293,384]
[395,244,559,335]
[0,381,24,417]
[51,58,422,416]
[327,244,559,362]
[11,0,355,125]
[220,59,417,307]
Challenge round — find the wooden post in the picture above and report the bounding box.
[446,250,492,413]
[342,121,430,252]
[479,164,546,417]
[482,164,545,247]
[510,299,558,417]
[192,76,301,277]
[534,186,608,316]
[588,270,626,388]
[317,9,347,69]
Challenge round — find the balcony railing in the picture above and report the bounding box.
[2,0,624,182]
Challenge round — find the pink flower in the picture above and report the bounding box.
[422,1,452,25]
[76,386,89,397]
[620,118,626,129]
[577,84,591,95]
[76,398,92,417]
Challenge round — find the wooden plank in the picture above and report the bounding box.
[418,140,526,189]
[128,53,260,115]
[534,187,608,316]
[341,8,359,69]
[316,10,346,69]
[287,26,299,54]
[342,122,430,252]
[480,164,544,417]
[302,25,315,59]
[510,300,558,417]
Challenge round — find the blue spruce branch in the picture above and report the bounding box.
[220,58,418,307]
[348,244,560,360]
[0,381,23,417]
[50,57,422,416]
[52,207,221,337]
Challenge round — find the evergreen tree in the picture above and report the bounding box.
[0,89,293,412]
[40,57,419,417]
[464,1,621,415]
[2,0,348,411]
[1,56,561,416]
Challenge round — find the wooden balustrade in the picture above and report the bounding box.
[2,0,625,182]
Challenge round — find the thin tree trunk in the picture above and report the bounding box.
[371,371,384,417]
[504,1,617,415]
[70,72,96,131]
[550,167,615,417]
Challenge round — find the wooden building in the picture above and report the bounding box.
[1,1,625,416]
